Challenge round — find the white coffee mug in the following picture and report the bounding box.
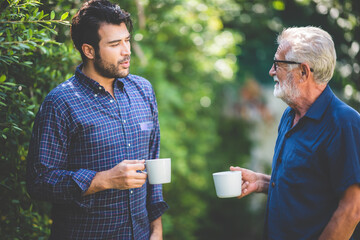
[212,171,242,198]
[145,158,171,184]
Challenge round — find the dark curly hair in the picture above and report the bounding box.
[71,0,133,62]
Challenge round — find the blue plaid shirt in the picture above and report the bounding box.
[27,65,169,240]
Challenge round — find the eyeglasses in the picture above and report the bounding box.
[273,59,314,72]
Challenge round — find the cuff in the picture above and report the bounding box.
[148,201,169,222]
[72,169,97,209]
[72,169,97,193]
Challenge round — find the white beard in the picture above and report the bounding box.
[273,75,300,104]
[273,76,284,98]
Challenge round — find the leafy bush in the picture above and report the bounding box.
[0,1,77,238]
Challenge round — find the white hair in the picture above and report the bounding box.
[277,26,337,84]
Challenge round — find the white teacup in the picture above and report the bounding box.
[213,171,242,198]
[145,158,171,184]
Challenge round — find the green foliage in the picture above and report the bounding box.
[119,1,244,238]
[0,0,78,238]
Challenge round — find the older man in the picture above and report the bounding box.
[231,26,360,239]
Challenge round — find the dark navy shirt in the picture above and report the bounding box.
[265,85,360,239]
[27,65,169,239]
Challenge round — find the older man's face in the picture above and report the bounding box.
[269,43,300,105]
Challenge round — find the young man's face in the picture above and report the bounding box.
[94,23,131,79]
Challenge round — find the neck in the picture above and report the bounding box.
[82,62,115,98]
[289,82,326,126]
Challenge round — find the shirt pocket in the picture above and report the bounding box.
[139,121,154,131]
[282,147,314,187]
[133,120,154,159]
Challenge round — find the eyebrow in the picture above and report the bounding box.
[107,34,131,44]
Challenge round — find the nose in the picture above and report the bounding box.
[269,64,276,77]
[121,41,131,56]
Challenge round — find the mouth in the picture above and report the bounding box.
[119,60,130,68]
[273,76,279,85]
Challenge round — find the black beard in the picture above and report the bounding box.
[93,53,130,79]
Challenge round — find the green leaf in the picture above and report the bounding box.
[28,29,33,39]
[38,45,47,54]
[50,11,55,20]
[6,29,11,42]
[3,82,16,86]
[27,105,36,110]
[27,110,35,117]
[19,43,30,50]
[0,85,12,91]
[33,8,38,16]
[12,126,23,132]
[0,75,6,83]
[39,10,44,20]
[60,12,69,21]
[23,61,33,66]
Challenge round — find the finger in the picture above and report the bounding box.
[230,166,241,171]
[122,159,146,164]
[134,171,147,179]
[127,170,147,179]
[240,188,249,198]
[125,163,146,171]
[237,189,248,199]
[242,181,249,189]
[131,179,147,188]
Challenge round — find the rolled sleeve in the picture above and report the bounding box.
[147,184,169,222]
[148,201,169,222]
[27,97,97,208]
[72,169,97,193]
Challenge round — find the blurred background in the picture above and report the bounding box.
[0,0,359,239]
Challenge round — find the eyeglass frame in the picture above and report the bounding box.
[273,59,314,72]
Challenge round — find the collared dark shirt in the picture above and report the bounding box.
[27,65,169,240]
[265,85,360,239]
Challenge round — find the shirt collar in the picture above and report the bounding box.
[75,63,125,93]
[304,85,334,121]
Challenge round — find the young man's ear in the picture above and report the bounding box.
[82,44,95,60]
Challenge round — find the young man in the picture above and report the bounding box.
[231,26,360,239]
[26,0,168,239]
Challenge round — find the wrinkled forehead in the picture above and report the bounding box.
[274,41,292,59]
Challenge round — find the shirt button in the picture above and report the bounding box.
[94,94,98,97]
[128,143,131,147]
[130,190,133,194]
[272,182,276,187]
[99,87,102,90]
[110,100,114,103]
[123,120,126,123]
